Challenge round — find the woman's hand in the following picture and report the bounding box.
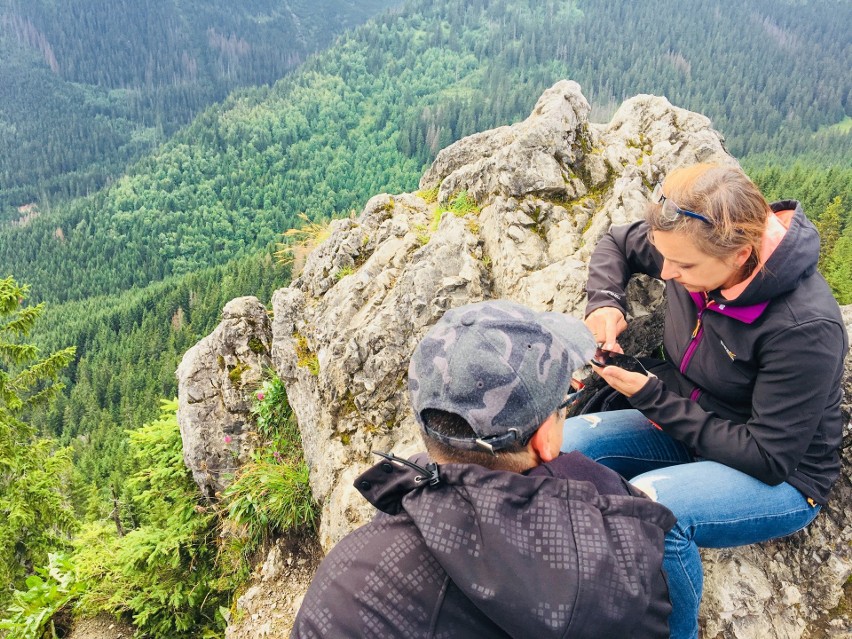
[584,307,628,351]
[594,364,650,398]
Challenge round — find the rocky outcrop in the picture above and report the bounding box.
[269,193,487,544]
[181,81,851,637]
[271,80,737,548]
[176,296,272,498]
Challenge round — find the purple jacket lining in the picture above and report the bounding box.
[689,292,770,324]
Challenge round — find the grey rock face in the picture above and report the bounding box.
[181,81,851,637]
[271,193,486,546]
[176,296,272,498]
[271,80,736,549]
[420,80,592,203]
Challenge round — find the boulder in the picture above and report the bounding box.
[176,296,272,498]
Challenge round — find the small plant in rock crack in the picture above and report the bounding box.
[250,375,299,446]
[222,454,316,554]
[221,375,317,563]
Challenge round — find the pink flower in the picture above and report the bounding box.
[223,435,232,444]
[256,392,265,401]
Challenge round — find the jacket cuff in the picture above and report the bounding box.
[628,375,665,412]
[584,298,628,319]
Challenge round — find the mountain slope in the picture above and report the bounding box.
[1,0,849,303]
[0,0,402,210]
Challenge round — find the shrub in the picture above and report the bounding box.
[223,374,317,560]
[72,401,231,639]
[0,554,84,639]
[3,380,317,639]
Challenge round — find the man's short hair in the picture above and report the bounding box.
[420,408,533,470]
[408,300,594,454]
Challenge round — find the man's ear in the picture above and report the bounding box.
[528,415,559,464]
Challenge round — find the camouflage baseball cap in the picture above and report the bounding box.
[408,300,596,452]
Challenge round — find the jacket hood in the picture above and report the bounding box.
[713,201,819,307]
[356,455,675,638]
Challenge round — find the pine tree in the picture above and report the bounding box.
[0,277,77,605]
[824,222,852,305]
[815,196,843,274]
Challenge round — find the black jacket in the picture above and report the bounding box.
[586,201,848,503]
[291,452,675,638]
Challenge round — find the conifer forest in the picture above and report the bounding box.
[0,0,850,636]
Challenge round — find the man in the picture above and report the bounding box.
[291,300,675,638]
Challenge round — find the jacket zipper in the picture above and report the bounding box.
[681,294,715,400]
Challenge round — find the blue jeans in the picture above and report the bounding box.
[562,409,821,639]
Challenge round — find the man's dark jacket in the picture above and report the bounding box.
[586,202,848,503]
[291,452,675,638]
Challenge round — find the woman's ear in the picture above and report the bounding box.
[734,245,754,268]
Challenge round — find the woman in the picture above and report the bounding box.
[562,163,848,638]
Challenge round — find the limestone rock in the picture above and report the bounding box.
[271,192,486,547]
[183,81,851,637]
[271,81,732,546]
[176,296,272,498]
[224,534,323,639]
[420,80,593,204]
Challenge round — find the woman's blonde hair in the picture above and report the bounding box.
[646,164,771,276]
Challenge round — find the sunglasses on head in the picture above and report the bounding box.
[590,349,649,376]
[652,183,713,226]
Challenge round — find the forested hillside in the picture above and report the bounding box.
[0,0,402,210]
[28,253,286,509]
[1,0,851,635]
[7,0,846,533]
[1,0,849,305]
[0,256,288,638]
